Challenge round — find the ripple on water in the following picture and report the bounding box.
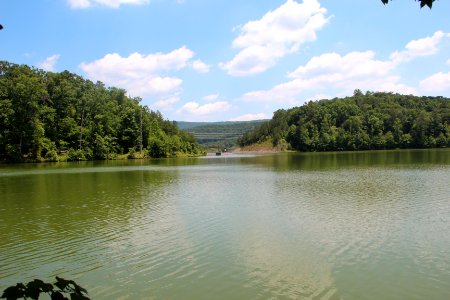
[1,155,450,299]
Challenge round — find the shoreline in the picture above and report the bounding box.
[230,148,281,154]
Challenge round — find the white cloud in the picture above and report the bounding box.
[390,31,446,63]
[220,0,329,76]
[68,0,91,9]
[152,96,179,109]
[309,93,332,101]
[191,60,210,73]
[177,101,231,116]
[79,47,194,98]
[241,31,450,104]
[37,54,60,72]
[229,113,269,121]
[288,51,395,79]
[447,59,450,65]
[243,50,417,104]
[202,94,219,101]
[420,71,450,93]
[68,0,149,9]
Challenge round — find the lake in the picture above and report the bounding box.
[1,149,449,299]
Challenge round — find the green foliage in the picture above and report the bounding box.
[1,277,89,300]
[239,91,450,152]
[0,61,203,161]
[381,0,434,9]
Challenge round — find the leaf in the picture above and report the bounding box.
[72,284,88,295]
[69,293,90,300]
[25,279,53,299]
[419,0,433,8]
[54,277,71,292]
[53,277,88,297]
[1,284,26,300]
[51,291,68,300]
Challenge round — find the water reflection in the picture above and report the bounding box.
[0,166,179,296]
[240,148,450,172]
[1,149,449,299]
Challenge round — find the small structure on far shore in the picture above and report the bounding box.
[216,145,221,156]
[216,145,222,156]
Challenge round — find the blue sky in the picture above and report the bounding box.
[1,0,450,121]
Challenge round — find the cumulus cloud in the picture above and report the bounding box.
[220,0,329,76]
[191,60,210,73]
[152,96,179,109]
[390,31,446,63]
[243,50,417,104]
[229,113,269,121]
[420,72,450,93]
[288,51,395,80]
[68,0,91,8]
[67,0,149,9]
[241,31,450,104]
[309,93,333,101]
[37,54,60,72]
[202,94,219,101]
[79,47,194,98]
[177,101,231,116]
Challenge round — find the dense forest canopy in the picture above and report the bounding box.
[0,61,203,161]
[239,90,450,152]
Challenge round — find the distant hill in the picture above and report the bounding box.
[177,120,269,147]
[238,92,450,151]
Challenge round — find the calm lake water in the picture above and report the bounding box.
[1,149,450,299]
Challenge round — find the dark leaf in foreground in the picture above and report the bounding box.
[1,284,26,300]
[51,291,68,300]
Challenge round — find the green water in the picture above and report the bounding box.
[1,149,449,299]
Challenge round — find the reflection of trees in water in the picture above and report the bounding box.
[0,163,181,296]
[239,149,450,172]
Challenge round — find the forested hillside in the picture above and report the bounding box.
[0,61,203,162]
[239,90,450,151]
[179,120,267,147]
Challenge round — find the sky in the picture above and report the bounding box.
[1,0,450,122]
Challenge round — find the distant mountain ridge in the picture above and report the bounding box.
[177,120,269,147]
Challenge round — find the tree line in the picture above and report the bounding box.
[238,90,450,152]
[0,61,203,162]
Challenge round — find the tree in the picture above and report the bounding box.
[1,277,90,300]
[381,0,434,9]
[0,61,204,162]
[2,65,48,159]
[239,91,450,152]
